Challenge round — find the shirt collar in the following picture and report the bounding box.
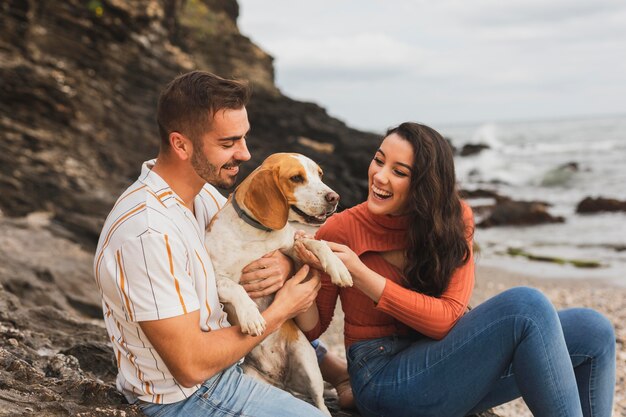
[138,159,186,208]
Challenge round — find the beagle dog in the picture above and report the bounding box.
[205,153,352,415]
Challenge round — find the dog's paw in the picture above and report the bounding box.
[238,304,266,336]
[328,259,353,288]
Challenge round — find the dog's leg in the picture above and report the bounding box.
[216,277,266,336]
[286,334,332,416]
[298,238,353,287]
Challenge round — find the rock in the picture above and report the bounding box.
[460,143,490,156]
[506,248,602,268]
[0,0,379,248]
[576,197,626,214]
[479,199,565,228]
[460,188,504,200]
[540,162,579,187]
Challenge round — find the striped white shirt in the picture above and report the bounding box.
[94,159,228,404]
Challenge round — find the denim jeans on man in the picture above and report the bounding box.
[139,364,326,417]
[347,287,615,417]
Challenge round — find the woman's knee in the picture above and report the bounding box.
[560,308,616,357]
[497,286,557,319]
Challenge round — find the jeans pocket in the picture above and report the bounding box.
[348,338,393,379]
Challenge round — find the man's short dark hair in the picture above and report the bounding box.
[156,71,251,148]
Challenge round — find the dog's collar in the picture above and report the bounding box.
[231,190,274,233]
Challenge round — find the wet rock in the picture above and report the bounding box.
[576,197,626,214]
[460,143,490,156]
[540,162,579,187]
[460,189,504,200]
[479,199,565,228]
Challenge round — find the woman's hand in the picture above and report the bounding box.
[325,241,366,278]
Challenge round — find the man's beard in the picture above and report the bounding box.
[191,152,241,189]
[190,147,240,189]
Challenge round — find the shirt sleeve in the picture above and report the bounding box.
[302,215,345,341]
[375,203,475,339]
[115,232,200,322]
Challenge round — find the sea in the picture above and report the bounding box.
[437,115,626,285]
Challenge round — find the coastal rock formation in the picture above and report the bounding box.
[540,162,580,187]
[576,197,626,214]
[0,1,502,416]
[460,143,490,156]
[478,199,565,228]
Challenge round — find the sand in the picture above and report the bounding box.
[319,264,626,416]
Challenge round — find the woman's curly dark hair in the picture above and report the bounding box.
[385,122,472,297]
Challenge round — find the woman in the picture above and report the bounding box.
[295,122,615,417]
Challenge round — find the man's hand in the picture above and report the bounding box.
[272,265,321,319]
[240,250,294,298]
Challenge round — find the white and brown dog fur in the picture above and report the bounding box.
[205,153,352,415]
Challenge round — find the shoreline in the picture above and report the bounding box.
[320,263,625,417]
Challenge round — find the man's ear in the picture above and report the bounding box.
[169,132,192,161]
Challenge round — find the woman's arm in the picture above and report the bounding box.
[374,256,474,339]
[329,240,474,340]
[329,205,475,339]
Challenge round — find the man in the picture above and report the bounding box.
[94,71,326,416]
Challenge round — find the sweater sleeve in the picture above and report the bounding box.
[375,203,475,339]
[302,215,344,341]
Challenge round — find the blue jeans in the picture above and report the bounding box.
[347,287,615,417]
[139,364,326,417]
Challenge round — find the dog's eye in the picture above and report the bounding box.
[290,175,304,183]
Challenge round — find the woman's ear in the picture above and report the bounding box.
[239,168,289,230]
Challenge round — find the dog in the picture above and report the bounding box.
[205,153,352,415]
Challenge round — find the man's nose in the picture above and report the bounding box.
[236,140,251,162]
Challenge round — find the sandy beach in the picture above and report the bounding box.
[319,264,626,417]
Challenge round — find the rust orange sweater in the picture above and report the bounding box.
[303,202,475,348]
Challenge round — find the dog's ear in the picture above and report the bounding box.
[239,168,289,230]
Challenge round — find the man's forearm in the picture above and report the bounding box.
[140,305,288,388]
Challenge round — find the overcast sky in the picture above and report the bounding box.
[238,0,626,132]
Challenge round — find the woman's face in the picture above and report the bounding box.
[367,133,414,216]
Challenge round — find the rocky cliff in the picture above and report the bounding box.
[0,0,379,247]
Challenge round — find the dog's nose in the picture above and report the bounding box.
[325,192,339,204]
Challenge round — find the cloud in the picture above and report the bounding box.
[238,1,626,128]
[258,33,425,76]
[445,0,626,27]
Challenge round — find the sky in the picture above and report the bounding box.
[238,0,626,132]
